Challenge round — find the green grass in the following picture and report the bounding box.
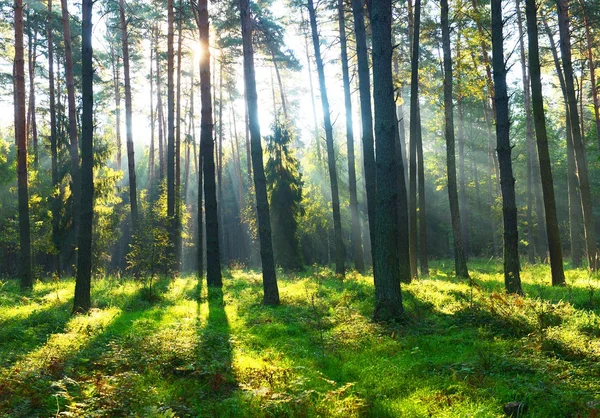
[1,260,600,417]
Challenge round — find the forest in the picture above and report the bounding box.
[2,0,600,415]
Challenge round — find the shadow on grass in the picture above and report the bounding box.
[0,277,175,417]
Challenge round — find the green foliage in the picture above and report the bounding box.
[265,119,303,271]
[2,262,600,417]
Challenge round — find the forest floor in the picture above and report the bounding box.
[1,260,600,417]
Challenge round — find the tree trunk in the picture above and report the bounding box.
[111,49,122,171]
[167,0,176,266]
[351,0,377,272]
[441,0,469,279]
[338,0,364,273]
[48,0,60,277]
[408,0,422,280]
[119,0,138,229]
[301,9,321,162]
[218,59,225,261]
[147,39,155,189]
[269,47,288,121]
[73,0,94,313]
[155,39,166,180]
[240,0,279,304]
[60,0,81,250]
[578,0,600,150]
[491,0,522,294]
[525,0,565,286]
[542,15,584,268]
[307,0,345,277]
[195,0,222,286]
[175,0,183,270]
[417,110,428,275]
[556,0,598,270]
[371,0,406,320]
[27,29,38,169]
[456,28,469,259]
[14,0,32,290]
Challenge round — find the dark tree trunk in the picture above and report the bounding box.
[14,0,32,290]
[155,30,165,179]
[119,0,138,228]
[301,9,321,162]
[338,0,364,273]
[542,16,584,268]
[111,49,122,171]
[148,40,155,189]
[307,0,345,277]
[556,0,598,270]
[525,0,565,286]
[408,0,422,280]
[351,0,377,272]
[73,0,94,313]
[240,0,279,304]
[491,0,522,294]
[218,59,224,261]
[167,0,176,266]
[48,0,60,277]
[175,0,183,270]
[441,0,469,279]
[578,0,600,150]
[195,0,222,286]
[27,29,38,169]
[60,0,81,250]
[371,0,406,320]
[456,30,469,257]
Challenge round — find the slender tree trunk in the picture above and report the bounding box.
[578,0,600,150]
[338,0,364,273]
[48,0,60,277]
[27,29,38,169]
[60,0,81,249]
[556,0,598,270]
[112,49,122,171]
[155,34,166,180]
[441,0,469,279]
[301,9,321,162]
[456,29,470,258]
[119,0,138,228]
[240,0,279,304]
[308,0,345,277]
[525,0,565,286]
[14,0,32,290]
[148,41,155,189]
[492,0,522,294]
[269,47,288,121]
[408,0,422,280]
[167,0,176,265]
[351,0,377,272]
[195,0,222,285]
[371,0,405,320]
[175,0,183,270]
[244,100,251,183]
[417,109,428,275]
[73,0,94,313]
[542,16,584,268]
[218,59,225,261]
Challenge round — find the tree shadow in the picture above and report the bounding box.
[193,286,236,397]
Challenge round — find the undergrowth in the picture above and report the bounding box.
[1,260,599,417]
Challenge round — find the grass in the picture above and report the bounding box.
[1,259,600,417]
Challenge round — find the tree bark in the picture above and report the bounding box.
[525,0,565,286]
[195,0,222,286]
[491,0,522,294]
[308,0,345,277]
[48,0,60,276]
[556,0,598,270]
[167,0,176,265]
[351,0,377,272]
[119,0,138,229]
[111,48,122,171]
[301,9,321,162]
[578,0,600,150]
[14,0,32,290]
[240,0,279,303]
[175,0,183,269]
[371,0,406,320]
[441,0,469,279]
[73,0,94,313]
[542,15,584,268]
[27,29,38,169]
[147,39,155,189]
[155,32,166,179]
[338,0,364,273]
[60,0,81,249]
